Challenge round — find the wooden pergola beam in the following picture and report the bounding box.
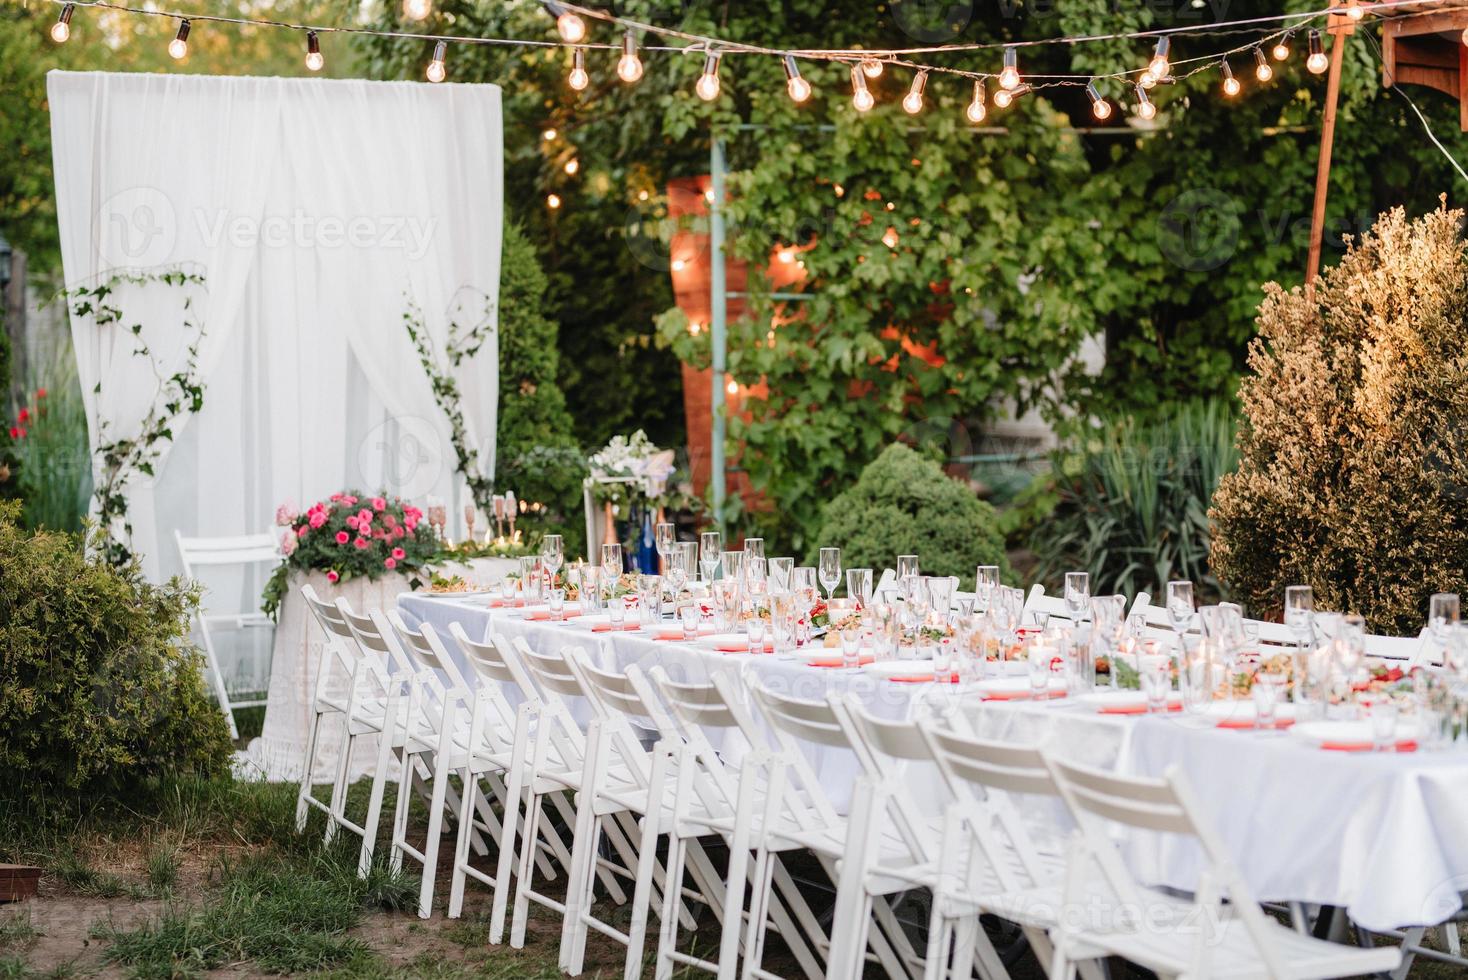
[1306,4,1357,289]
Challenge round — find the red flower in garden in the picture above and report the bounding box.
[353,537,368,549]
[384,557,397,570]
[335,530,350,544]
[17,408,29,424]
[357,508,373,525]
[391,547,405,560]
[345,515,360,530]
[7,427,19,440]
[35,388,46,399]
[394,525,406,538]
[326,569,340,583]
[372,497,387,511]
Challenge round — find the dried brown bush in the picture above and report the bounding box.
[1209,201,1468,634]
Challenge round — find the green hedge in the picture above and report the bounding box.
[0,503,232,803]
[809,443,1008,589]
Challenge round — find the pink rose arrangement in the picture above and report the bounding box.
[262,489,437,618]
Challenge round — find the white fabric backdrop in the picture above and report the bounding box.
[48,71,503,600]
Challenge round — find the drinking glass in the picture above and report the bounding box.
[639,574,663,625]
[748,606,767,650]
[1253,671,1286,730]
[1179,640,1213,714]
[655,522,676,565]
[677,542,699,591]
[1064,572,1090,624]
[1446,622,1468,679]
[1091,594,1124,635]
[905,577,932,633]
[1026,637,1055,702]
[700,531,723,583]
[666,548,689,599]
[497,575,516,604]
[1165,580,1194,654]
[926,577,955,625]
[680,602,701,639]
[846,568,874,608]
[769,557,795,593]
[1370,701,1399,753]
[609,594,626,625]
[818,548,842,601]
[580,565,602,614]
[897,554,920,581]
[1430,593,1460,656]
[840,625,863,669]
[974,565,1000,614]
[721,550,744,586]
[548,587,565,621]
[1140,654,1172,714]
[713,581,738,632]
[1284,585,1314,648]
[933,636,954,680]
[520,556,544,603]
[542,534,564,581]
[602,542,623,578]
[745,557,768,598]
[744,538,766,563]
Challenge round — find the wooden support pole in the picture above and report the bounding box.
[1306,7,1355,290]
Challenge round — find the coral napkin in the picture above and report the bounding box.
[653,630,715,641]
[806,656,874,668]
[1216,717,1294,731]
[1098,702,1181,715]
[714,641,774,653]
[591,623,641,633]
[524,610,582,622]
[888,673,959,684]
[1321,739,1417,753]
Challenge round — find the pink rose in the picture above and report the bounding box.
[384,557,397,570]
[394,525,406,538]
[326,569,340,583]
[280,529,298,555]
[353,537,368,550]
[404,517,418,532]
[346,515,359,530]
[372,497,387,511]
[335,531,350,545]
[308,510,327,529]
[295,524,307,538]
[391,547,405,560]
[342,495,358,506]
[275,502,298,527]
[357,509,373,525]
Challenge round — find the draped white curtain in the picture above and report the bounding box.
[49,71,503,588]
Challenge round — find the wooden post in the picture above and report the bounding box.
[1306,5,1356,290]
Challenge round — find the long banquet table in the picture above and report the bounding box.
[397,592,1468,933]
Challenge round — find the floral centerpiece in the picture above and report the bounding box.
[587,430,679,511]
[262,491,437,618]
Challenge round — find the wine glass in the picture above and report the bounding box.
[1284,584,1314,649]
[927,577,955,623]
[721,550,744,585]
[1429,592,1460,652]
[666,547,688,599]
[744,537,765,563]
[818,548,842,602]
[602,541,623,584]
[464,504,477,543]
[1166,580,1194,655]
[1064,572,1090,624]
[897,554,920,582]
[676,542,699,593]
[699,531,723,584]
[974,565,1000,615]
[655,522,676,567]
[541,533,564,585]
[846,567,873,608]
[768,557,795,593]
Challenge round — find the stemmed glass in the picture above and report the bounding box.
[666,547,689,599]
[846,568,873,609]
[655,522,676,571]
[699,531,723,584]
[818,548,842,602]
[897,554,920,581]
[541,534,564,588]
[744,537,765,563]
[793,567,818,645]
[721,550,744,587]
[768,557,795,593]
[1166,580,1194,656]
[676,542,699,594]
[1284,584,1314,651]
[601,541,623,590]
[974,565,1000,615]
[1064,572,1090,625]
[1429,592,1460,657]
[927,577,955,623]
[464,504,477,544]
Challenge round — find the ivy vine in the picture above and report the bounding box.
[66,267,208,566]
[402,295,497,511]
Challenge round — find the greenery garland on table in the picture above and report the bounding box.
[65,267,207,566]
[402,295,496,511]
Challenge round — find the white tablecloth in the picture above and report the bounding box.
[396,593,1468,932]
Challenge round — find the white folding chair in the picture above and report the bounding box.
[1045,757,1402,980]
[174,529,280,738]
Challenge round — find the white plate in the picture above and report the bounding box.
[974,677,1066,696]
[861,660,933,678]
[1200,701,1296,724]
[1289,719,1420,748]
[1071,690,1182,712]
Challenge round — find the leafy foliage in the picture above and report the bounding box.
[495,224,586,554]
[1210,204,1468,633]
[0,503,232,802]
[811,443,1008,589]
[1031,400,1238,602]
[8,363,89,533]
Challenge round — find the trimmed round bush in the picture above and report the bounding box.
[810,443,1008,589]
[0,503,232,802]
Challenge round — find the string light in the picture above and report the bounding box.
[1086,80,1111,120]
[426,39,447,82]
[544,2,585,44]
[860,58,883,78]
[1134,83,1156,120]
[902,70,927,114]
[547,193,561,209]
[783,55,811,102]
[617,28,643,83]
[695,51,721,101]
[402,0,431,22]
[851,64,874,111]
[999,46,1020,90]
[1346,0,1364,21]
[564,158,579,174]
[542,127,557,140]
[51,3,73,43]
[168,18,190,60]
[992,83,1028,109]
[305,31,323,71]
[568,48,589,90]
[1221,58,1240,96]
[965,80,986,123]
[1253,46,1273,81]
[1308,30,1329,73]
[1148,37,1171,77]
[1272,31,1292,61]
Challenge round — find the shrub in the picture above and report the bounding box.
[1210,203,1468,633]
[1030,399,1237,601]
[809,443,1008,589]
[495,224,586,555]
[0,503,232,802]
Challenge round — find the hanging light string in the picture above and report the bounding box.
[43,0,1439,101]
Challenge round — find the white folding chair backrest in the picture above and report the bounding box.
[646,666,750,810]
[1374,627,1427,664]
[1022,583,1077,628]
[745,680,852,828]
[452,623,540,700]
[335,598,416,677]
[831,698,943,864]
[386,610,473,693]
[302,584,358,675]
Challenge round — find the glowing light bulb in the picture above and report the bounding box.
[902,71,927,115]
[695,52,721,101]
[426,40,447,83]
[993,84,1026,109]
[1347,1,1363,21]
[882,227,899,249]
[1086,80,1111,120]
[564,159,579,175]
[1135,83,1156,120]
[402,0,431,21]
[725,378,738,395]
[851,65,874,111]
[51,4,73,43]
[305,32,324,72]
[547,2,586,44]
[1254,47,1273,82]
[547,194,561,209]
[1148,37,1171,78]
[542,127,558,141]
[783,55,811,102]
[1273,33,1291,61]
[168,19,190,59]
[568,48,589,91]
[861,59,883,78]
[617,29,643,83]
[1140,69,1158,89]
[999,46,1020,90]
[1221,59,1240,96]
[965,80,986,123]
[1308,30,1329,73]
